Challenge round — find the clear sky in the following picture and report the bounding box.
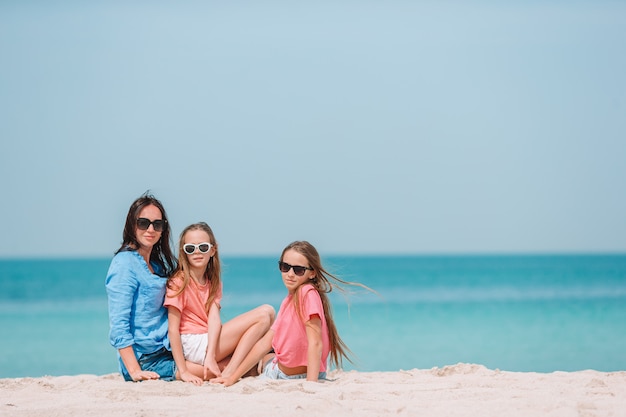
[1,1,625,258]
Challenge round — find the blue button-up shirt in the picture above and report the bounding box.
[105,250,170,372]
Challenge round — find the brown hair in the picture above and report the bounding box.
[167,222,221,313]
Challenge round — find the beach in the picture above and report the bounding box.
[2,364,625,417]
[2,256,625,416]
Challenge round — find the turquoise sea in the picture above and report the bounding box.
[1,254,625,378]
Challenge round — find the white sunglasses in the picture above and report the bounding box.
[183,242,213,254]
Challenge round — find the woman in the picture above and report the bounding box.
[105,193,177,381]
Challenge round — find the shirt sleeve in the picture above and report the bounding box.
[300,285,324,321]
[163,275,184,313]
[213,280,223,308]
[105,254,138,349]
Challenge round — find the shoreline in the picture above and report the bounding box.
[2,364,625,416]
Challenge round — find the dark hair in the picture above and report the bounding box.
[167,222,221,313]
[115,192,176,277]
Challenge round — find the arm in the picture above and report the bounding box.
[304,315,323,381]
[212,329,274,387]
[168,307,202,385]
[107,255,158,381]
[106,257,136,350]
[118,346,160,381]
[203,301,223,379]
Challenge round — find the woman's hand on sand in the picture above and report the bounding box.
[129,370,160,381]
[179,370,203,386]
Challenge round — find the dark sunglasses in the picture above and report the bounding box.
[136,218,165,232]
[278,261,313,276]
[183,242,213,255]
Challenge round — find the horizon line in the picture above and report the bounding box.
[1,250,625,262]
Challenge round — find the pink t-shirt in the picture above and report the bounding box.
[271,284,330,372]
[163,274,222,335]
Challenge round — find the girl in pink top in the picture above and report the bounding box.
[164,222,275,385]
[213,240,371,386]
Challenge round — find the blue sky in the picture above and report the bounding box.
[1,1,625,258]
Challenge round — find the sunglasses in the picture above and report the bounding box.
[278,261,313,276]
[183,242,213,255]
[136,218,165,232]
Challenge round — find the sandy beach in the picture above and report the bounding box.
[1,363,624,417]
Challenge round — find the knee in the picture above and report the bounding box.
[260,304,276,325]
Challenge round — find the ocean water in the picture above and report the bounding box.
[1,254,625,378]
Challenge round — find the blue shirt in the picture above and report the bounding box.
[105,250,170,372]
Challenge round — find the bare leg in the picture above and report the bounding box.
[183,357,231,380]
[257,352,275,375]
[211,330,274,386]
[215,304,275,378]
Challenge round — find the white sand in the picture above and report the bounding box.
[1,364,625,417]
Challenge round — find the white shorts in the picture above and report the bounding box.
[180,333,207,365]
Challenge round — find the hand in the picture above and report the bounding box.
[179,369,203,386]
[210,375,238,387]
[203,354,222,380]
[129,370,160,381]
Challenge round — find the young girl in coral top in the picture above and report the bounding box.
[213,240,370,386]
[164,222,275,385]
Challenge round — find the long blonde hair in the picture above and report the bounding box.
[280,240,373,370]
[167,222,221,313]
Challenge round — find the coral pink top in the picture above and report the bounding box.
[164,274,222,335]
[271,284,330,371]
